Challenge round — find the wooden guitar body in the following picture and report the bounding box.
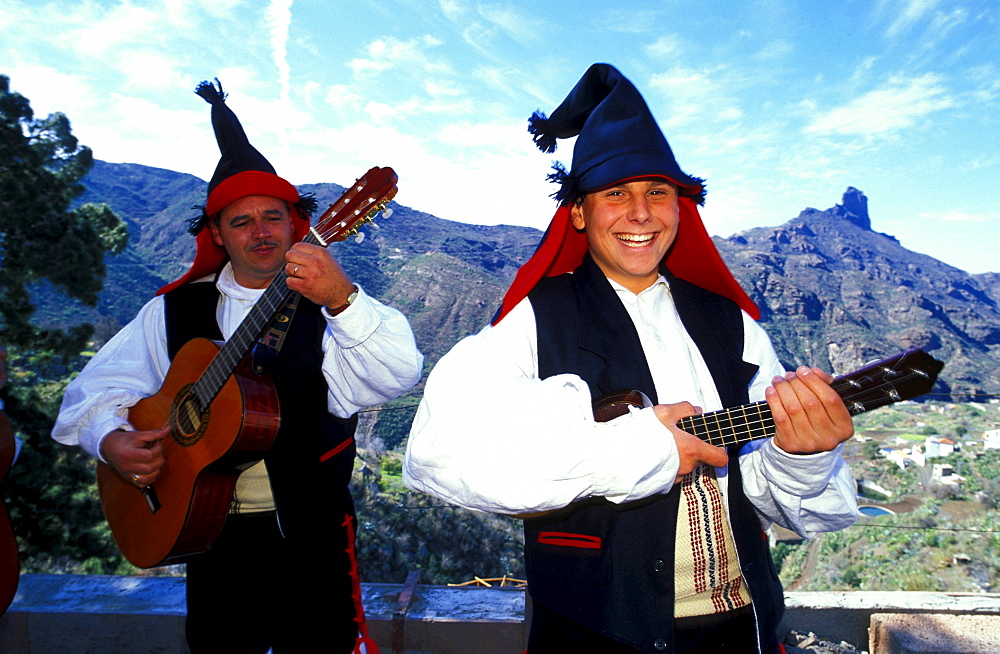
[97,338,279,568]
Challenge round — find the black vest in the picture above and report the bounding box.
[524,255,783,653]
[163,281,358,541]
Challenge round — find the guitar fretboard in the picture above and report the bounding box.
[673,361,939,448]
[677,402,775,448]
[188,230,324,411]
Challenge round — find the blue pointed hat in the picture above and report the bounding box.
[493,63,757,324]
[528,63,705,204]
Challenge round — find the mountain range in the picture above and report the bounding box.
[46,161,999,401]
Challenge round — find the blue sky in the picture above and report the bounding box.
[2,0,997,273]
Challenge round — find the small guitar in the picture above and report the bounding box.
[517,348,943,520]
[595,348,944,447]
[97,167,397,569]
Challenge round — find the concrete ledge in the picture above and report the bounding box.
[1,575,527,653]
[4,576,1000,653]
[361,582,527,654]
[781,592,1000,649]
[870,613,1000,654]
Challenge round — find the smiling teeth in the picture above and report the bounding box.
[617,233,654,246]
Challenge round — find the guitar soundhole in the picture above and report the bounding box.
[171,384,209,447]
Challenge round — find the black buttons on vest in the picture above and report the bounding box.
[653,558,666,573]
[654,638,668,651]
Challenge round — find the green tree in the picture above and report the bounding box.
[1,74,130,574]
[0,74,127,356]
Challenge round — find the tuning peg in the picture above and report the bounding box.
[369,220,380,229]
[382,207,393,219]
[355,231,365,244]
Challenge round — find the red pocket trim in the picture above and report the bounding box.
[319,436,355,462]
[537,531,602,549]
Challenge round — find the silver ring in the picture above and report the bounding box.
[293,265,300,276]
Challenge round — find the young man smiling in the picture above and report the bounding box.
[404,64,858,653]
[570,178,680,294]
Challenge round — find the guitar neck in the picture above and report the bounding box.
[678,402,775,448]
[188,231,322,409]
[675,354,942,448]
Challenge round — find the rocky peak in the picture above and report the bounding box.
[834,186,871,230]
[716,186,999,399]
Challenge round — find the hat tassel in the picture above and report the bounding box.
[195,78,227,105]
[527,110,558,153]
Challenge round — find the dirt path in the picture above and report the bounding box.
[786,538,820,591]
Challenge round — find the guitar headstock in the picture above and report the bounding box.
[832,348,945,416]
[310,167,398,245]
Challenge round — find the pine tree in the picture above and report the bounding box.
[1,74,130,573]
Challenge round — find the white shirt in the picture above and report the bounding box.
[404,276,857,538]
[52,264,424,461]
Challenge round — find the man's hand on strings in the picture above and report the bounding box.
[283,243,355,311]
[654,402,729,481]
[101,427,169,487]
[766,366,853,455]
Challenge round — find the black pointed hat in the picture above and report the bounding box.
[194,78,309,217]
[528,63,704,204]
[157,79,314,295]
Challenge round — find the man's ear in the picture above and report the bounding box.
[570,202,586,231]
[208,221,224,247]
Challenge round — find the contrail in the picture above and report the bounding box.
[266,0,293,149]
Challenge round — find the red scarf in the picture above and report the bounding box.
[493,196,758,324]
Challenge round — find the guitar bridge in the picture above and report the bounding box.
[141,485,161,514]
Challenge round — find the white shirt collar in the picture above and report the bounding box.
[607,274,671,299]
[214,262,266,302]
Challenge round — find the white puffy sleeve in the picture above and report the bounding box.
[404,299,683,514]
[737,312,859,537]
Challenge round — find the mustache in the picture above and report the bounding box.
[250,240,278,251]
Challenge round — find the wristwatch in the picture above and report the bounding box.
[328,285,359,316]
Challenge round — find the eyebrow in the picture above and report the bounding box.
[227,209,287,224]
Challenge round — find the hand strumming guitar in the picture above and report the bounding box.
[100,427,170,487]
[653,402,729,481]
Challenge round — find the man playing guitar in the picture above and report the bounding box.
[52,80,422,652]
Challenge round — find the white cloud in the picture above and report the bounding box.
[755,40,792,60]
[804,73,953,137]
[2,64,101,119]
[884,0,941,39]
[925,210,994,224]
[324,84,366,112]
[266,0,293,103]
[117,50,190,92]
[476,4,542,45]
[969,155,997,171]
[350,35,446,76]
[647,66,744,130]
[603,8,667,34]
[425,79,463,98]
[63,3,169,55]
[645,35,682,59]
[438,0,464,22]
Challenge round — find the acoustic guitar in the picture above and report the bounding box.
[594,348,945,446]
[518,348,944,519]
[97,167,397,569]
